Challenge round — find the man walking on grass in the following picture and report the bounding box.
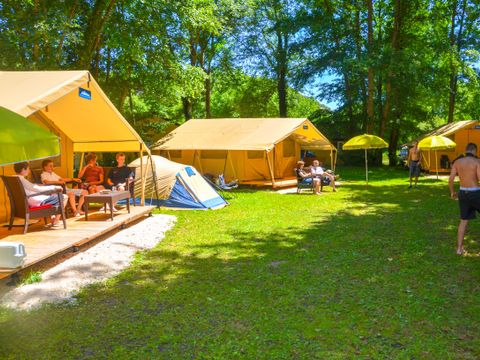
[408,141,422,188]
[449,143,480,255]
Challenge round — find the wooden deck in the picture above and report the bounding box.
[241,177,297,189]
[0,205,155,281]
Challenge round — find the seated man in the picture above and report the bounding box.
[310,160,337,192]
[106,153,134,211]
[41,159,88,217]
[14,162,68,227]
[106,153,134,191]
[295,160,321,194]
[78,153,105,194]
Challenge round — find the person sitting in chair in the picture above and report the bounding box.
[41,159,88,217]
[106,153,134,191]
[310,160,337,192]
[78,153,105,194]
[295,160,321,195]
[106,153,135,211]
[14,162,68,227]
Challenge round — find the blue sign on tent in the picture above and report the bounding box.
[78,88,92,100]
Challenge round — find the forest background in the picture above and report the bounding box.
[1,0,479,165]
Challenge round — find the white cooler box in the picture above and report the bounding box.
[0,242,26,268]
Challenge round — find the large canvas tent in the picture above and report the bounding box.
[418,120,479,173]
[129,156,227,209]
[0,71,152,221]
[152,118,336,186]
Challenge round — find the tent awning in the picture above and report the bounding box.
[0,71,147,153]
[153,118,335,152]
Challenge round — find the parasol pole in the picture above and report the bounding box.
[365,148,368,185]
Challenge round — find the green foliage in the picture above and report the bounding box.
[21,271,42,285]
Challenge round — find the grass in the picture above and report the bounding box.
[1,166,480,359]
[20,271,42,285]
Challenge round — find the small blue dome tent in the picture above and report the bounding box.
[129,155,227,209]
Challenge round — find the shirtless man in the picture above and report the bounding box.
[408,141,422,188]
[449,143,480,255]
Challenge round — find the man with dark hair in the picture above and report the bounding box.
[449,142,480,255]
[14,162,67,227]
[408,141,422,188]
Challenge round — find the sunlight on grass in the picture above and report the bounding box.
[0,167,479,359]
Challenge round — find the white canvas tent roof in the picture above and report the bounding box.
[153,118,335,151]
[0,71,147,153]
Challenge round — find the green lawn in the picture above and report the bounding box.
[1,167,480,359]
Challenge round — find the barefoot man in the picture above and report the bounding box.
[408,141,422,188]
[449,143,480,255]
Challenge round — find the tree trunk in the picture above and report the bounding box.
[447,0,467,123]
[205,75,212,118]
[78,0,118,69]
[277,29,288,118]
[354,2,367,131]
[366,0,375,134]
[182,98,193,121]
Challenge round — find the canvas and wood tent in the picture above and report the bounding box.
[0,70,154,221]
[418,120,479,173]
[152,118,336,187]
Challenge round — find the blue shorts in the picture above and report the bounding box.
[300,178,313,185]
[41,194,61,206]
[409,161,421,177]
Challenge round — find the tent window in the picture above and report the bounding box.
[247,151,264,159]
[283,139,295,157]
[170,150,182,158]
[201,150,226,159]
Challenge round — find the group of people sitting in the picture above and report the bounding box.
[295,159,337,195]
[13,152,134,227]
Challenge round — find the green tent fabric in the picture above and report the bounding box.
[0,106,60,166]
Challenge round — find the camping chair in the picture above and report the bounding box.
[1,175,66,234]
[294,168,324,194]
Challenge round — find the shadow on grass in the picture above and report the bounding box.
[0,180,479,359]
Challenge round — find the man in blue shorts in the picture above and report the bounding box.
[449,143,480,255]
[408,141,422,188]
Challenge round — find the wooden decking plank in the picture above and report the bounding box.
[0,206,155,280]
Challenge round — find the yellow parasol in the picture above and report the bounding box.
[418,135,456,179]
[343,134,389,184]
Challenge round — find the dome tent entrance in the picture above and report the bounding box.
[129,156,227,210]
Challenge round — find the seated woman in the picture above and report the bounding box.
[41,159,88,217]
[77,153,105,194]
[295,160,321,194]
[14,162,68,227]
[310,159,337,192]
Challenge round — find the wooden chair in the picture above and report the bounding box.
[1,175,67,234]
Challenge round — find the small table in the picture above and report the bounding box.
[84,191,130,221]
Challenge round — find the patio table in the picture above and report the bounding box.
[84,190,130,221]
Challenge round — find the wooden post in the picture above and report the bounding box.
[266,150,275,186]
[228,151,237,180]
[140,147,145,206]
[365,148,369,185]
[330,147,334,170]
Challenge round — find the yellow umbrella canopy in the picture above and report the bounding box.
[418,135,456,179]
[343,134,389,184]
[418,135,456,150]
[343,134,389,150]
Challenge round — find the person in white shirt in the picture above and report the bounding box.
[41,159,88,217]
[14,162,68,227]
[310,160,337,192]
